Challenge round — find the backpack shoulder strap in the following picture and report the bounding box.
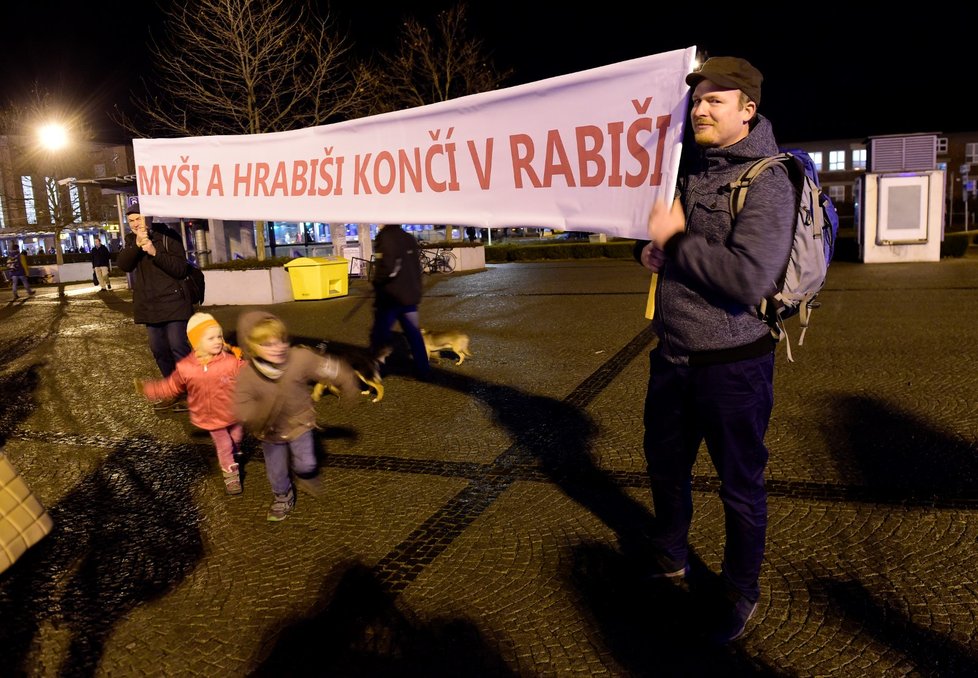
[729,153,797,218]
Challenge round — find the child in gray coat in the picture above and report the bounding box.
[234,311,358,521]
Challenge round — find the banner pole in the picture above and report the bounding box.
[645,272,658,320]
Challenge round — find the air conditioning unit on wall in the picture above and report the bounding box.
[868,134,937,172]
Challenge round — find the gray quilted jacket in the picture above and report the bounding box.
[653,114,796,364]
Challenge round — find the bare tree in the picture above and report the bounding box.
[116,0,367,259]
[357,3,512,116]
[118,0,365,138]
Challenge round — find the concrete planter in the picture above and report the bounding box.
[432,244,484,271]
[202,267,293,306]
[29,262,96,284]
[452,245,485,271]
[200,247,484,306]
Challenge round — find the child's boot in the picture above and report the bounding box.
[223,463,242,495]
[267,487,295,522]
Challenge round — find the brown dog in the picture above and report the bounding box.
[421,329,472,365]
[312,342,389,403]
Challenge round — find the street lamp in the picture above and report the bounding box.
[38,123,69,152]
[37,121,71,266]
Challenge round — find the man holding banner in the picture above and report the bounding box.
[638,57,795,643]
[117,203,194,410]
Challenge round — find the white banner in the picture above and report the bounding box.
[133,46,695,240]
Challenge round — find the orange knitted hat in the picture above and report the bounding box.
[187,312,221,349]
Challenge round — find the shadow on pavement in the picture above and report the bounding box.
[816,578,978,676]
[568,543,783,676]
[252,561,516,677]
[0,436,209,676]
[95,288,134,316]
[0,365,42,442]
[417,365,660,554]
[825,394,978,504]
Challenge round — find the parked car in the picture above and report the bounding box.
[554,231,591,241]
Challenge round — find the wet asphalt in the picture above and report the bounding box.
[1,253,977,677]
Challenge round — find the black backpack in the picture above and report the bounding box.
[182,263,206,306]
[161,234,205,306]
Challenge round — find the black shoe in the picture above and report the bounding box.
[28,290,36,296]
[707,595,758,644]
[171,400,189,413]
[106,284,112,289]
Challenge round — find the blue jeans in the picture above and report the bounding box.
[643,348,775,602]
[262,430,316,495]
[146,320,191,377]
[10,274,32,297]
[369,303,430,377]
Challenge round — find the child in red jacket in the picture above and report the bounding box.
[137,312,247,494]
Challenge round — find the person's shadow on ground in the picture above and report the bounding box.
[814,577,978,676]
[252,561,516,677]
[0,429,209,677]
[566,542,785,676]
[824,394,978,503]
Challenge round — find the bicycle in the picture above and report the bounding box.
[419,247,456,274]
[349,256,375,280]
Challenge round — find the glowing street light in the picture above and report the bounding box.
[38,122,69,151]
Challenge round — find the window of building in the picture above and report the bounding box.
[828,185,846,203]
[0,194,4,228]
[937,137,948,154]
[810,151,823,171]
[829,151,846,171]
[852,149,867,170]
[966,143,978,164]
[21,176,36,224]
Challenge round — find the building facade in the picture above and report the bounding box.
[786,131,978,234]
[0,135,134,256]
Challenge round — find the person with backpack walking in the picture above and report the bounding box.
[6,248,35,300]
[116,202,193,411]
[136,312,247,494]
[636,56,796,644]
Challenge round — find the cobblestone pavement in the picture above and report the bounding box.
[1,254,977,677]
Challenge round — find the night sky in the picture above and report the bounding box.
[2,1,974,144]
